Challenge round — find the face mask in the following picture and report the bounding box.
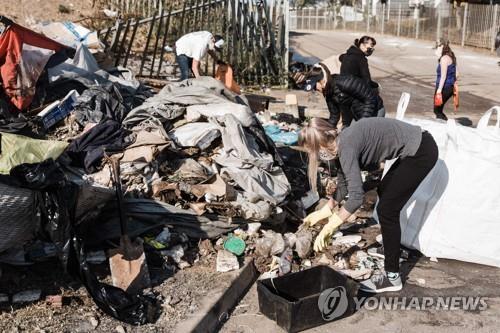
[365,47,374,56]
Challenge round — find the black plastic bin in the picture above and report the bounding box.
[257,265,359,332]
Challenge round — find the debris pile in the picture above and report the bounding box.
[0,17,393,328]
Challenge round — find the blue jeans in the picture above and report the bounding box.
[176,54,193,81]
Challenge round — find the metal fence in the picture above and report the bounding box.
[290,2,500,52]
[98,0,289,86]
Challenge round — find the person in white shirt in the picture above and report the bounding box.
[175,31,224,80]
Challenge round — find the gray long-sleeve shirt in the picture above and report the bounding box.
[334,117,423,213]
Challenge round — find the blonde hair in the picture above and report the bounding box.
[298,118,339,193]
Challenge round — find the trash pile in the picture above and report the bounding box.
[0,17,393,328]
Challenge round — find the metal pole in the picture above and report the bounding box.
[382,3,385,35]
[397,3,401,37]
[308,7,311,30]
[415,7,420,39]
[316,7,319,30]
[366,0,370,32]
[461,2,468,47]
[437,4,442,41]
[491,4,499,52]
[354,0,358,31]
[387,0,391,21]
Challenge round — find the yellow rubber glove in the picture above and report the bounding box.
[313,213,344,252]
[302,204,333,228]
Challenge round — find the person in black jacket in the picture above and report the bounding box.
[303,63,383,129]
[339,36,377,84]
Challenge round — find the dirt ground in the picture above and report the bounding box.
[0,0,98,26]
[0,248,234,333]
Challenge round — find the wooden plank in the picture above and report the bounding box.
[139,13,157,76]
[150,9,165,77]
[123,17,139,68]
[156,6,173,77]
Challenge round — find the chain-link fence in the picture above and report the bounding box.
[290,2,500,52]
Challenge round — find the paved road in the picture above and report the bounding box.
[290,30,500,125]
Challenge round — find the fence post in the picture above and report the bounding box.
[491,4,499,52]
[316,7,319,30]
[436,4,442,41]
[461,2,468,47]
[387,0,391,20]
[382,3,385,35]
[366,0,370,32]
[307,6,310,30]
[354,0,358,31]
[397,3,401,37]
[415,7,420,39]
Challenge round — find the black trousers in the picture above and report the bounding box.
[376,131,438,272]
[434,85,453,121]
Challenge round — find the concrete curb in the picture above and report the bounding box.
[175,259,259,333]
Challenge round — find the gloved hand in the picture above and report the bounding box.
[313,213,344,252]
[434,92,443,107]
[302,204,332,228]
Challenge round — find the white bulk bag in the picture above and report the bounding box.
[377,94,500,267]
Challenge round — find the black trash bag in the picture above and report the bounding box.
[1,159,160,325]
[69,236,158,325]
[73,83,128,126]
[9,159,66,190]
[65,120,132,173]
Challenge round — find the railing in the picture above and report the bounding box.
[98,0,289,87]
[290,2,500,52]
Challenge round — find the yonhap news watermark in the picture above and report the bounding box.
[318,287,488,321]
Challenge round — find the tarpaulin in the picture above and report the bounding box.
[213,115,291,204]
[0,22,68,110]
[0,132,68,174]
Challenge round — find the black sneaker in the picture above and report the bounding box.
[359,271,402,293]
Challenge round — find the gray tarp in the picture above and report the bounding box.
[121,77,239,129]
[214,114,291,204]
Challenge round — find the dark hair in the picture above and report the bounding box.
[438,40,457,65]
[354,36,376,48]
[317,63,334,98]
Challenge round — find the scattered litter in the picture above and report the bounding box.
[216,250,240,272]
[12,290,42,303]
[416,278,426,285]
[46,295,63,308]
[161,245,185,264]
[224,235,246,256]
[89,316,99,328]
[430,257,439,262]
[331,235,362,246]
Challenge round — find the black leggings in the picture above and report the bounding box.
[434,85,453,121]
[376,132,438,272]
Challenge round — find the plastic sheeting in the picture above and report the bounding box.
[186,103,255,127]
[0,132,68,174]
[169,122,220,150]
[214,115,291,204]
